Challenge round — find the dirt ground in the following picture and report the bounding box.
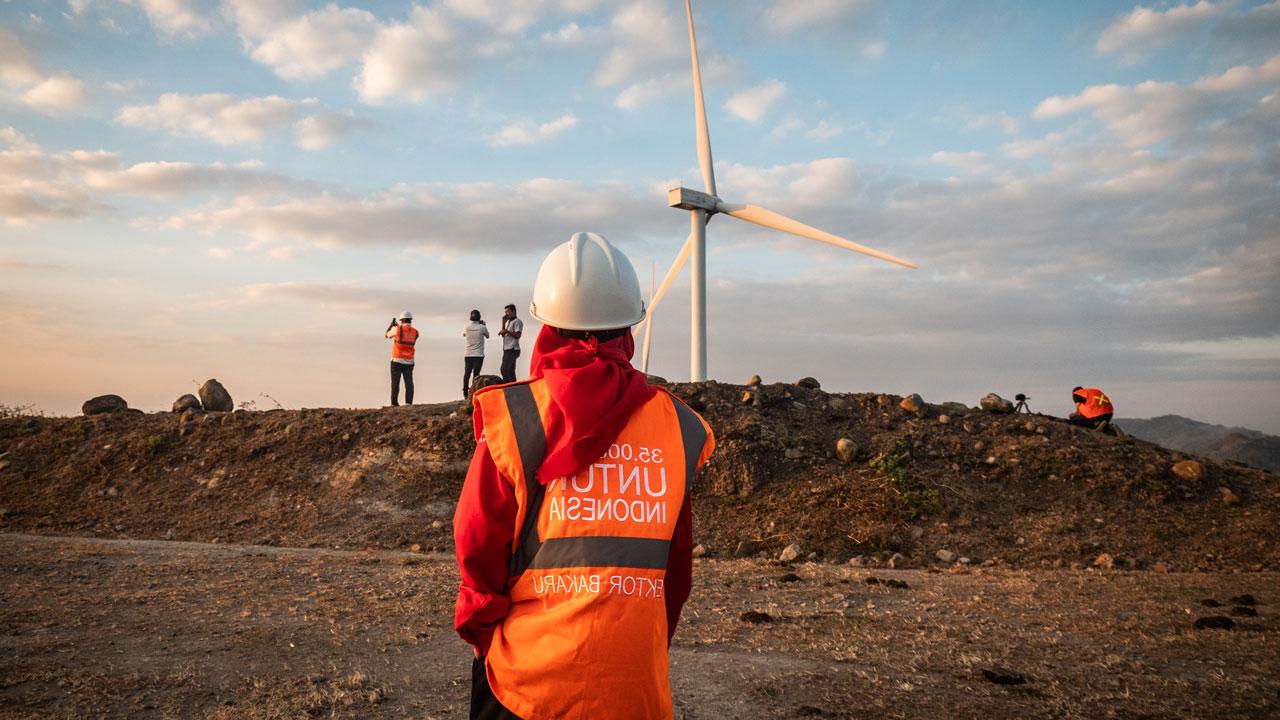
[2,534,1277,719]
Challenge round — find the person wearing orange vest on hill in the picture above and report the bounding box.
[453,232,715,720]
[1069,386,1114,430]
[385,311,419,406]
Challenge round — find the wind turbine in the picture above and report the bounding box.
[639,0,917,381]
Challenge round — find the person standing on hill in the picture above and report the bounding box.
[386,311,418,406]
[498,303,523,383]
[463,309,490,398]
[1069,386,1114,430]
[453,232,715,720]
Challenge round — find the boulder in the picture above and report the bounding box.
[980,393,1014,414]
[746,374,762,387]
[779,543,803,562]
[796,377,821,390]
[935,549,956,564]
[645,374,668,385]
[469,374,504,398]
[172,394,201,414]
[1171,460,1203,482]
[835,438,859,463]
[899,393,926,416]
[82,394,127,415]
[198,379,233,412]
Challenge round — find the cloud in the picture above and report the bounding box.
[116,93,364,149]
[84,160,305,198]
[1033,55,1280,147]
[763,0,885,57]
[1,28,87,115]
[0,128,115,223]
[487,113,579,147]
[1096,1,1224,61]
[355,5,466,104]
[234,3,380,81]
[20,73,87,113]
[725,80,786,123]
[294,109,369,150]
[237,280,528,322]
[0,27,42,86]
[124,0,215,37]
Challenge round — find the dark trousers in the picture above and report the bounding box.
[471,658,522,720]
[1069,412,1111,430]
[500,349,520,383]
[464,356,484,396]
[390,361,414,405]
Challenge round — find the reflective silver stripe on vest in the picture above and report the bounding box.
[529,536,671,570]
[503,384,547,576]
[668,394,707,484]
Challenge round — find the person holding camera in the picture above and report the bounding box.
[497,303,523,383]
[386,311,418,406]
[463,309,490,398]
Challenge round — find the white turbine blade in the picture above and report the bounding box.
[685,0,716,196]
[716,202,918,269]
[642,261,655,374]
[635,231,694,336]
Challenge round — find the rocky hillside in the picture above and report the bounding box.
[1,381,1277,571]
[1118,414,1280,473]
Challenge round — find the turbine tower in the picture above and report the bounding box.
[639,0,917,381]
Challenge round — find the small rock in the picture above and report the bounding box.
[847,555,866,567]
[796,377,820,389]
[979,393,1014,414]
[739,610,773,624]
[1153,562,1169,573]
[164,528,175,541]
[1200,598,1222,607]
[746,374,762,386]
[409,543,422,553]
[984,456,997,466]
[692,544,707,558]
[784,448,803,460]
[908,525,924,540]
[958,557,972,565]
[835,438,858,463]
[938,414,950,425]
[740,391,754,405]
[887,552,906,569]
[884,578,909,589]
[430,520,444,529]
[1193,616,1234,630]
[779,543,803,562]
[172,394,201,414]
[106,487,118,497]
[645,374,668,385]
[1217,486,1240,506]
[1229,594,1256,606]
[82,394,128,415]
[779,573,802,583]
[734,539,763,558]
[899,393,926,416]
[1230,606,1258,617]
[1093,553,1114,570]
[198,379,234,412]
[795,706,824,717]
[828,397,848,411]
[935,549,956,564]
[1023,421,1036,433]
[0,460,8,472]
[1171,460,1203,482]
[1014,537,1026,546]
[469,374,504,398]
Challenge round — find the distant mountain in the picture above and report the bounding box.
[1117,414,1280,473]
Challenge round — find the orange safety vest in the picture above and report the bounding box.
[392,324,418,360]
[1074,387,1113,419]
[474,379,713,720]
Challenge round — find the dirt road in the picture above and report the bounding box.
[2,534,1277,719]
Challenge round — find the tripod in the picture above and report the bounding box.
[1013,393,1032,414]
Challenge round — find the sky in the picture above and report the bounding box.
[1,0,1278,431]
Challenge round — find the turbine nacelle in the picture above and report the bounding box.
[667,186,720,215]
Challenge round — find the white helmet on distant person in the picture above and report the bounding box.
[399,310,413,322]
[530,232,645,331]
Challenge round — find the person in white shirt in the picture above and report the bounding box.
[498,303,523,383]
[463,309,490,398]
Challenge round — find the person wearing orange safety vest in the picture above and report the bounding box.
[1069,386,1114,430]
[453,232,715,720]
[385,310,419,406]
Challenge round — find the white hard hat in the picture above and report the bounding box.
[399,310,413,321]
[530,232,645,331]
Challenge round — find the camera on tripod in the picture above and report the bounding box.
[1013,393,1031,413]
